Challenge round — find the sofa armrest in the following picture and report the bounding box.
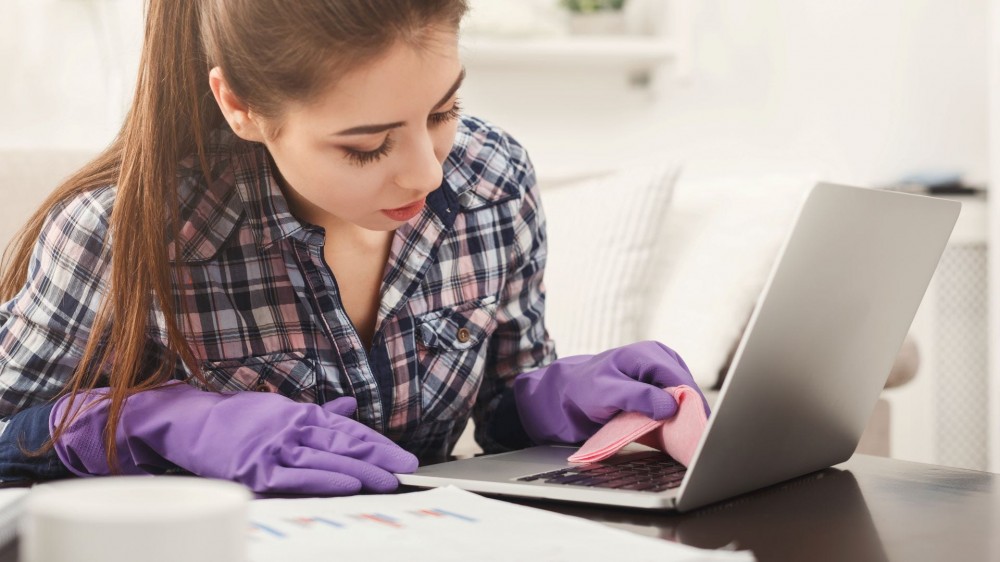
[884,336,919,389]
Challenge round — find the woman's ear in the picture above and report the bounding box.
[208,67,267,142]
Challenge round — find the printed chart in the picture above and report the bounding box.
[250,505,477,539]
[247,486,753,562]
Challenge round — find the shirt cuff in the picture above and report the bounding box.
[0,403,73,482]
[483,386,535,451]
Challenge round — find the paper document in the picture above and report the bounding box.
[249,486,753,562]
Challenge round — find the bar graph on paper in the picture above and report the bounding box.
[249,506,477,540]
[246,487,754,562]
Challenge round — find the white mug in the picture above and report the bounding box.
[20,476,251,562]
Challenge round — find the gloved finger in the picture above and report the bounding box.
[607,341,695,385]
[584,379,679,422]
[627,341,710,417]
[643,361,698,387]
[298,426,419,474]
[255,465,363,496]
[650,341,695,375]
[642,364,711,417]
[321,396,358,417]
[317,413,400,447]
[280,447,403,493]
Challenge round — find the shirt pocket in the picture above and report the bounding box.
[414,295,499,421]
[200,351,319,403]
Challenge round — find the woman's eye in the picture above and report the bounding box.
[343,136,395,167]
[340,101,460,167]
[429,99,462,126]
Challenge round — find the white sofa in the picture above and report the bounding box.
[0,151,915,459]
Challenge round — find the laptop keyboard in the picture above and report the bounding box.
[515,451,686,492]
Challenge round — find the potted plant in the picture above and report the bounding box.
[560,0,628,35]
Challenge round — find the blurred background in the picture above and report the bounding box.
[1,0,987,182]
[1,0,998,473]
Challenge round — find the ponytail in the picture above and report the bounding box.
[4,0,220,471]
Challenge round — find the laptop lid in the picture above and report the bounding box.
[674,182,959,510]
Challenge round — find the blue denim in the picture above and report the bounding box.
[0,403,71,481]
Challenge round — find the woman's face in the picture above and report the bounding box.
[227,29,464,233]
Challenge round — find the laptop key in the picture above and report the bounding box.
[591,478,631,489]
[517,469,567,482]
[648,477,684,491]
[574,464,611,472]
[593,474,647,489]
[562,476,605,487]
[580,466,618,475]
[545,473,594,485]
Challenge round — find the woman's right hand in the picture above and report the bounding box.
[50,383,418,495]
[512,341,710,445]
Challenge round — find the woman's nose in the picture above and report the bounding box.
[395,134,444,195]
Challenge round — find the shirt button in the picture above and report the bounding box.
[456,327,471,344]
[254,382,272,392]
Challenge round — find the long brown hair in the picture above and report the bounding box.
[0,0,467,472]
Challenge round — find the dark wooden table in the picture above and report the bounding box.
[504,454,1000,561]
[2,454,997,561]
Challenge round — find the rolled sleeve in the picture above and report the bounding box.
[0,187,115,416]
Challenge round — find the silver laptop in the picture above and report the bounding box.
[398,183,960,512]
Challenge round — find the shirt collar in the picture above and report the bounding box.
[228,138,320,251]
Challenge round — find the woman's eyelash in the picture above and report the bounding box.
[341,101,461,167]
[429,99,462,125]
[344,136,395,167]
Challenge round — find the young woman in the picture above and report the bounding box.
[0,0,705,495]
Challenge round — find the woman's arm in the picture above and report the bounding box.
[471,148,557,453]
[0,188,116,415]
[0,188,116,480]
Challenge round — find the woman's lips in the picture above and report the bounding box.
[381,198,426,221]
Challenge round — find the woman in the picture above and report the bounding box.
[0,0,704,495]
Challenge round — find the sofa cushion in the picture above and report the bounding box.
[539,162,681,357]
[647,173,814,388]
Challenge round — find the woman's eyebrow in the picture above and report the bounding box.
[333,121,406,136]
[333,68,466,137]
[430,67,466,111]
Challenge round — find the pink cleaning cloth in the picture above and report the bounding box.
[567,385,708,467]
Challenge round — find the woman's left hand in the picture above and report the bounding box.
[512,341,710,445]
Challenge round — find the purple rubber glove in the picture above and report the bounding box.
[513,340,710,445]
[50,383,418,495]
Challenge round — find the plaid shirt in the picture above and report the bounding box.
[0,116,556,466]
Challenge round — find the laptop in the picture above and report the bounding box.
[398,182,960,512]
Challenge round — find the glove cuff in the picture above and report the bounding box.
[49,392,114,477]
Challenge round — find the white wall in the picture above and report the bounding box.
[460,0,989,187]
[2,0,988,183]
[0,0,143,149]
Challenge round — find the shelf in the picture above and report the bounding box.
[460,36,677,72]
